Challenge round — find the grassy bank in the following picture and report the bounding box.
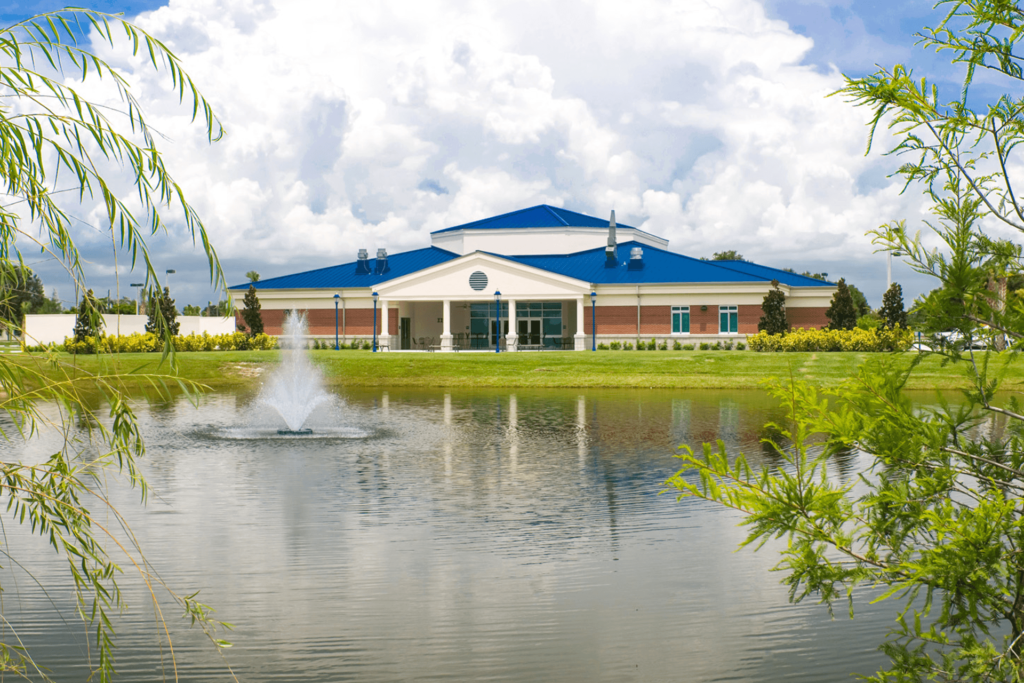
[13,349,1024,391]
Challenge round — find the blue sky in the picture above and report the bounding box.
[1,1,986,309]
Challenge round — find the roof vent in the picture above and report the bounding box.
[356,248,371,275]
[628,246,644,270]
[375,248,390,275]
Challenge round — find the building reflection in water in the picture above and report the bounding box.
[0,386,951,683]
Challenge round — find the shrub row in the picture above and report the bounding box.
[310,339,372,350]
[747,326,914,352]
[56,331,279,354]
[595,339,746,351]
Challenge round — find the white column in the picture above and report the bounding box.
[380,300,390,350]
[508,393,518,473]
[441,299,453,351]
[574,296,587,351]
[505,298,518,351]
[576,395,587,469]
[443,392,452,476]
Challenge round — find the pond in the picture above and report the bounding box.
[2,386,899,681]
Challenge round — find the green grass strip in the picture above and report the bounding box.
[13,349,1022,391]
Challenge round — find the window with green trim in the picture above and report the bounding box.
[671,306,690,334]
[719,305,738,334]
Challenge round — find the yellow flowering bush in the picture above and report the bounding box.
[63,332,278,354]
[747,325,913,352]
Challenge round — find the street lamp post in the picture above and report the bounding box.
[494,291,502,353]
[130,283,144,315]
[372,291,379,352]
[591,291,597,351]
[887,251,902,290]
[334,294,340,350]
[165,269,175,290]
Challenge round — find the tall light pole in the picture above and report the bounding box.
[494,291,502,353]
[130,283,144,314]
[591,291,597,351]
[165,269,175,290]
[887,251,903,290]
[334,294,340,350]
[372,291,379,352]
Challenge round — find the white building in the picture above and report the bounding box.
[230,205,835,350]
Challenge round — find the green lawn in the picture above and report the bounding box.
[15,349,1023,391]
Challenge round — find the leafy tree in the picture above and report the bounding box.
[0,265,46,334]
[667,3,1024,681]
[712,250,743,261]
[36,289,64,314]
[72,289,104,341]
[242,285,263,336]
[824,278,857,330]
[0,8,232,680]
[97,295,137,315]
[246,270,260,282]
[856,312,882,330]
[145,286,181,336]
[878,282,908,330]
[183,304,202,316]
[847,283,871,318]
[757,279,788,334]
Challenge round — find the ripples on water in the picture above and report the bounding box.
[0,387,896,682]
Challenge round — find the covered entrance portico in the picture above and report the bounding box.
[374,252,594,351]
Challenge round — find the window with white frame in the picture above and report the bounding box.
[671,306,690,334]
[719,305,738,334]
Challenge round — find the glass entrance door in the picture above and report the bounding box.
[516,302,562,348]
[517,319,541,345]
[400,317,411,349]
[490,319,509,347]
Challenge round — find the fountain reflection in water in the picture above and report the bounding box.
[258,310,330,432]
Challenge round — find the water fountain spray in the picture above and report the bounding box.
[258,310,330,433]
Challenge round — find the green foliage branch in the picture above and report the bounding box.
[0,9,236,682]
[667,2,1024,680]
[666,357,1024,681]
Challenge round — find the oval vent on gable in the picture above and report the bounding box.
[469,271,488,291]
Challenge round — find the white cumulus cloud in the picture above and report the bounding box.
[57,0,931,305]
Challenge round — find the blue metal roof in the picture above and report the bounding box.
[508,242,833,286]
[229,247,459,290]
[431,204,641,234]
[708,260,834,287]
[235,240,834,291]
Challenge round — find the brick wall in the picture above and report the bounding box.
[247,308,390,336]
[585,304,751,335]
[639,305,671,334]
[237,309,287,335]
[738,305,761,334]
[788,306,829,330]
[584,305,639,335]
[690,306,718,334]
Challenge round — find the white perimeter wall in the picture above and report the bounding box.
[24,315,236,346]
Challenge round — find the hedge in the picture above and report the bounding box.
[60,331,278,354]
[747,326,914,352]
